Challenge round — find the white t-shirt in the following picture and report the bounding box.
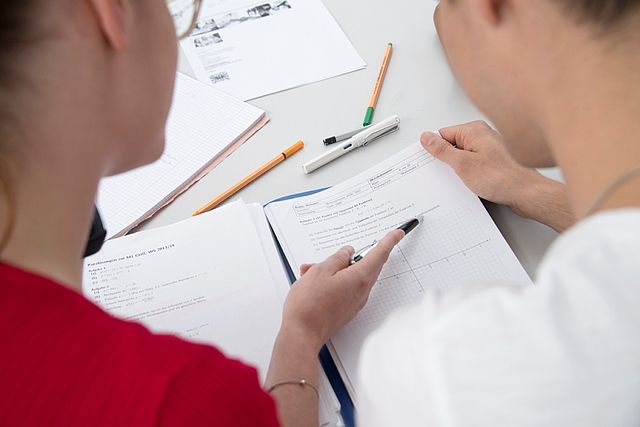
[358,209,640,427]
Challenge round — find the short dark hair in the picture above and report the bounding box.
[555,0,640,26]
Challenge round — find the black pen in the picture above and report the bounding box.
[323,125,371,145]
[350,216,423,264]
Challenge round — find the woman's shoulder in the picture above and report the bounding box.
[0,262,278,427]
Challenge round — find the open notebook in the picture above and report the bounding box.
[84,141,531,423]
[97,73,268,239]
[264,142,532,405]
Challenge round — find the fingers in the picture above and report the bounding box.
[318,246,355,274]
[438,120,494,150]
[299,263,314,276]
[433,3,442,38]
[421,131,464,168]
[349,229,404,282]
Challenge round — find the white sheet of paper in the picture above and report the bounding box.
[83,202,284,380]
[96,73,266,239]
[179,0,365,100]
[247,203,291,302]
[265,142,532,403]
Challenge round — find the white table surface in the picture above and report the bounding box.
[141,0,560,278]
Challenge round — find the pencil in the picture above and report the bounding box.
[363,43,393,126]
[192,140,305,216]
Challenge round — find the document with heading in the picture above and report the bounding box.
[265,142,532,403]
[82,201,341,426]
[83,202,285,376]
[178,0,365,100]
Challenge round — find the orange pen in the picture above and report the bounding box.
[363,43,393,126]
[192,140,304,216]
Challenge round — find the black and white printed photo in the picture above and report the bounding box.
[194,33,223,48]
[210,71,231,84]
[191,1,293,36]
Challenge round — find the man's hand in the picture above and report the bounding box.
[421,121,573,232]
[421,121,535,208]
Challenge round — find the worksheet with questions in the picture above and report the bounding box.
[83,202,286,380]
[265,142,532,403]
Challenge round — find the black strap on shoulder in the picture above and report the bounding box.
[84,206,107,258]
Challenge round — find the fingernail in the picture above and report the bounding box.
[421,132,439,146]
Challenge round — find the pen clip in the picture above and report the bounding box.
[363,125,399,147]
[350,240,378,264]
[359,115,400,147]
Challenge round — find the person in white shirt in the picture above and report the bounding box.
[358,1,640,426]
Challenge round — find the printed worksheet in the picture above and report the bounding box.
[177,0,366,100]
[83,202,285,379]
[265,142,532,402]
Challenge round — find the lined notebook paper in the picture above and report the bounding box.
[97,73,267,239]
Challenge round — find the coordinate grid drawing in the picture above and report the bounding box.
[345,205,507,331]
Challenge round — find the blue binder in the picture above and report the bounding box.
[266,188,355,427]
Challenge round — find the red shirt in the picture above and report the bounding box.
[0,263,280,426]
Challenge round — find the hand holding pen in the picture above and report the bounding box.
[285,229,405,350]
[351,216,423,264]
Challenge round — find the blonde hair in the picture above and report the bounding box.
[0,1,42,254]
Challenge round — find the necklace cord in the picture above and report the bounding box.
[587,165,640,216]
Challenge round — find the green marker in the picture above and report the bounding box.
[364,43,393,126]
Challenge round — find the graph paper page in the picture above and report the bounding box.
[265,142,531,402]
[97,72,265,238]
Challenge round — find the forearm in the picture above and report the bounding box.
[511,170,574,232]
[266,325,320,427]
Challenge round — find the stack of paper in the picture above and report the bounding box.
[97,73,268,239]
[82,201,341,426]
